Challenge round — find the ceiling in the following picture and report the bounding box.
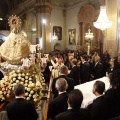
[0,0,104,30]
[51,0,85,7]
[0,0,104,19]
[51,0,104,8]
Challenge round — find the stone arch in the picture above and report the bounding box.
[26,13,36,30]
[77,5,103,53]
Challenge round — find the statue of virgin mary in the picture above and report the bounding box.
[0,15,31,64]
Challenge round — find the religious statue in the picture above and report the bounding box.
[0,15,31,64]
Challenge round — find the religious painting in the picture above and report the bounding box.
[53,26,62,40]
[68,29,76,45]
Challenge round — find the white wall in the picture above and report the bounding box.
[0,30,10,37]
[66,6,80,50]
[51,8,64,51]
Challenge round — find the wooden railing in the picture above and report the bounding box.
[44,72,54,120]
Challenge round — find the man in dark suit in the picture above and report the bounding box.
[52,65,74,98]
[87,81,108,120]
[55,89,90,120]
[68,59,80,85]
[6,84,38,120]
[80,55,90,84]
[93,56,103,79]
[65,55,74,70]
[47,78,68,119]
[104,71,120,119]
[42,56,53,84]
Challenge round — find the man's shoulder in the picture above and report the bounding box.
[65,76,74,82]
[92,96,107,107]
[53,75,66,82]
[53,92,68,101]
[50,93,68,106]
[7,99,33,107]
[55,108,90,120]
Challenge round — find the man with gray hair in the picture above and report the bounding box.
[52,65,74,98]
[92,56,103,79]
[6,84,38,120]
[48,78,68,120]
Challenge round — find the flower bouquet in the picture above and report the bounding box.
[0,65,46,108]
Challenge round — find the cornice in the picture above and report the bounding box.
[34,4,52,14]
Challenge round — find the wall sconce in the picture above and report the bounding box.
[52,30,58,42]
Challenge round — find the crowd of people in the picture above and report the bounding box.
[41,49,120,120]
[47,70,120,120]
[1,48,120,120]
[42,49,113,85]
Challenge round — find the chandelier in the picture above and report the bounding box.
[93,6,112,30]
[85,26,94,55]
[85,26,94,42]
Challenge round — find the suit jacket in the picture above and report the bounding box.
[93,62,103,79]
[65,61,72,70]
[104,88,120,119]
[68,65,79,85]
[87,95,108,120]
[52,75,74,98]
[80,61,90,83]
[42,60,52,83]
[6,98,38,120]
[54,108,90,120]
[47,92,68,119]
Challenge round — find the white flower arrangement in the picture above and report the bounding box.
[0,67,46,107]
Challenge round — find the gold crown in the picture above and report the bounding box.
[8,15,21,29]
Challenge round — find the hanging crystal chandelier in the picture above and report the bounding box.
[85,26,94,42]
[93,6,112,30]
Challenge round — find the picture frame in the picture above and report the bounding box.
[53,26,62,40]
[68,29,76,45]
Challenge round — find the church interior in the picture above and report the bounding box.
[0,0,120,120]
[0,0,119,56]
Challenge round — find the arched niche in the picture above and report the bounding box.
[77,5,104,52]
[54,43,62,51]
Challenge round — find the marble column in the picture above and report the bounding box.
[35,3,42,44]
[34,0,52,53]
[82,22,85,45]
[106,0,117,57]
[79,22,82,45]
[63,10,67,50]
[116,0,120,55]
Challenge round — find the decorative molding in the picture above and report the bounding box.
[77,5,99,23]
